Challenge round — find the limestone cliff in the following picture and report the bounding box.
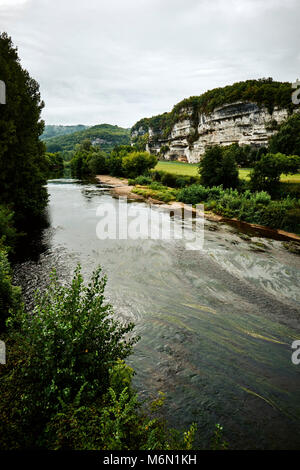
[133,102,290,163]
[131,79,296,163]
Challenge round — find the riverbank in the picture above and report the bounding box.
[96,174,300,243]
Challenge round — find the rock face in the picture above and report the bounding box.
[133,102,289,163]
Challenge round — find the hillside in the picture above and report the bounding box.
[41,124,89,140]
[131,78,297,163]
[43,124,131,152]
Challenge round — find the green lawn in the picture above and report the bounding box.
[155,161,300,183]
[154,161,199,176]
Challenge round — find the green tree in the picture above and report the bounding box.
[199,145,239,188]
[269,113,300,156]
[88,150,108,175]
[220,147,239,188]
[107,145,135,176]
[45,153,64,178]
[122,151,157,178]
[0,33,48,230]
[250,152,300,193]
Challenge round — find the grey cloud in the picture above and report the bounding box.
[1,0,299,126]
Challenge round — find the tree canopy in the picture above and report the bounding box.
[269,112,300,156]
[0,33,48,229]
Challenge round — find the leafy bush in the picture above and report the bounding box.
[250,152,300,194]
[0,205,22,332]
[128,175,153,186]
[177,183,299,232]
[177,184,222,204]
[44,361,198,451]
[122,152,157,178]
[161,172,178,187]
[150,170,200,188]
[0,266,200,450]
[6,266,138,421]
[132,187,177,203]
[282,207,300,233]
[0,248,22,332]
[149,182,165,190]
[0,205,18,251]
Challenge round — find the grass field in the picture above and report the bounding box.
[155,161,300,183]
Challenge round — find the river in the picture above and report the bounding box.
[14,179,300,449]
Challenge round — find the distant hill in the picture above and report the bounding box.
[42,124,131,153]
[41,124,89,140]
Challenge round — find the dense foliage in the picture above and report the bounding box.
[250,153,300,194]
[269,113,300,156]
[131,79,294,141]
[45,153,64,178]
[198,145,239,189]
[70,142,158,179]
[0,266,202,450]
[43,124,130,153]
[0,33,48,230]
[0,204,22,332]
[177,185,300,233]
[0,248,22,332]
[220,143,267,168]
[121,151,157,178]
[70,140,108,178]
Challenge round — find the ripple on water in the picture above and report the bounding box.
[13,180,300,449]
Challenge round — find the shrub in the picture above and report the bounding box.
[149,181,165,190]
[0,248,22,332]
[177,183,299,232]
[132,187,177,203]
[0,267,199,450]
[253,191,271,205]
[44,361,198,451]
[177,184,214,204]
[282,207,300,233]
[122,152,157,178]
[128,175,152,186]
[6,265,138,419]
[0,205,18,251]
[151,170,165,182]
[161,172,177,187]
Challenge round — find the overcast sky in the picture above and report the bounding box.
[1,0,299,127]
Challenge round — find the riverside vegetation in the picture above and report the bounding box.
[68,130,300,234]
[0,32,231,451]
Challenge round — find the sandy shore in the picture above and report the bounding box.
[96,174,300,243]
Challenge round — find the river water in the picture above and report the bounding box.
[14,179,300,449]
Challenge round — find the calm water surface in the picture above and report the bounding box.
[14,179,300,449]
